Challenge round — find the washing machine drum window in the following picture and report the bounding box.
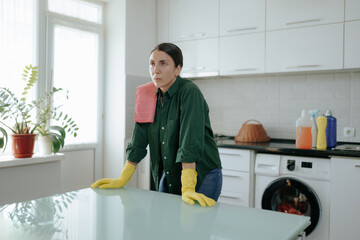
[262,178,321,236]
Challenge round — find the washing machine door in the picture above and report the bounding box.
[261,177,320,237]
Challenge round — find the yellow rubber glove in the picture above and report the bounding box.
[91,162,136,189]
[181,169,216,207]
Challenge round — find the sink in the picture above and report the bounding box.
[334,144,360,151]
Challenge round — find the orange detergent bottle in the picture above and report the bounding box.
[296,110,312,149]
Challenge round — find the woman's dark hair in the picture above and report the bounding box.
[151,43,183,68]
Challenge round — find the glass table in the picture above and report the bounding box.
[0,187,310,240]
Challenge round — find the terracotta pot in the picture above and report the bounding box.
[11,134,37,158]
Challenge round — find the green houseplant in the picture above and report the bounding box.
[0,65,78,157]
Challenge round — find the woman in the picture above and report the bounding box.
[91,43,222,207]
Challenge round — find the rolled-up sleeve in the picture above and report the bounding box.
[175,86,205,163]
[126,122,149,163]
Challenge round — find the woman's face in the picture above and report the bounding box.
[149,50,181,93]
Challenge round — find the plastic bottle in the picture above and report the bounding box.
[309,110,320,148]
[296,110,312,149]
[325,110,337,148]
[316,114,327,150]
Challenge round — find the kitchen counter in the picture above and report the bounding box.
[216,137,360,158]
[0,187,310,240]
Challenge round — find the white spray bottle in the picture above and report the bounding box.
[309,110,320,148]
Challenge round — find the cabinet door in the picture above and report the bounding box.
[266,23,343,73]
[330,157,360,240]
[220,0,265,36]
[266,0,344,30]
[346,0,360,21]
[220,32,265,75]
[177,38,219,78]
[344,20,360,68]
[169,0,219,42]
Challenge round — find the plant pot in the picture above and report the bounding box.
[38,135,53,156]
[11,134,37,158]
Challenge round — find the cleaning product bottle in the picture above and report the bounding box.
[316,114,327,150]
[296,110,312,149]
[325,110,337,148]
[309,110,320,148]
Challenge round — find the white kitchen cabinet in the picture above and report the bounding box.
[176,38,219,78]
[344,20,360,69]
[266,23,343,73]
[220,0,265,36]
[218,148,254,207]
[330,157,360,240]
[266,0,344,31]
[169,0,219,42]
[220,32,265,75]
[345,0,360,21]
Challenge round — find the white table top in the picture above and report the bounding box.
[0,187,310,240]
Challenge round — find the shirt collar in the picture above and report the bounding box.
[156,76,181,98]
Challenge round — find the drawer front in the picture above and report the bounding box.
[219,148,250,171]
[218,191,249,206]
[222,170,249,194]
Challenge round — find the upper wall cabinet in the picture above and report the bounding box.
[344,21,360,68]
[220,0,265,36]
[266,0,344,31]
[266,24,343,73]
[220,32,265,75]
[177,38,219,78]
[346,0,360,21]
[169,0,219,42]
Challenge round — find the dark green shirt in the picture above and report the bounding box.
[126,76,221,195]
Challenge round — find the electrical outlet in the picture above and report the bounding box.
[344,127,355,138]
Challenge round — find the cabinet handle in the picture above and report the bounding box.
[227,27,256,33]
[286,65,320,69]
[223,170,243,177]
[221,192,241,199]
[182,66,206,71]
[233,68,257,72]
[180,33,205,39]
[355,164,360,168]
[286,18,321,26]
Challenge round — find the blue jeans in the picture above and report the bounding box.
[159,168,223,201]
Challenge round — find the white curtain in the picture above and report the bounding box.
[0,0,36,94]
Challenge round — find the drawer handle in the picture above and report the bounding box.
[286,65,320,69]
[221,193,241,199]
[257,163,276,169]
[355,164,360,168]
[220,153,242,156]
[227,27,256,33]
[286,18,321,26]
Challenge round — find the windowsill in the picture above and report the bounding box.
[0,153,65,168]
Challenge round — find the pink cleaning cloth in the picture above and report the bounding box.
[134,82,157,123]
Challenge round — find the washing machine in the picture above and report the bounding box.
[255,154,330,240]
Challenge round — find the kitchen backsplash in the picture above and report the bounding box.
[193,71,360,143]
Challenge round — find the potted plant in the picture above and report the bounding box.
[0,65,78,158]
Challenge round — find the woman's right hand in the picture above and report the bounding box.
[91,161,136,189]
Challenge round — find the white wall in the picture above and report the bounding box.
[193,71,360,143]
[103,0,157,179]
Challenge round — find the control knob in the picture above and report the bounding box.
[287,160,296,171]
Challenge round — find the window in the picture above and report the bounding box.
[47,0,103,145]
[0,0,104,155]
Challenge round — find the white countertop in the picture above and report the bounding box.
[0,187,310,240]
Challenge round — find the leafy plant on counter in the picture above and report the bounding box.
[0,64,78,153]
